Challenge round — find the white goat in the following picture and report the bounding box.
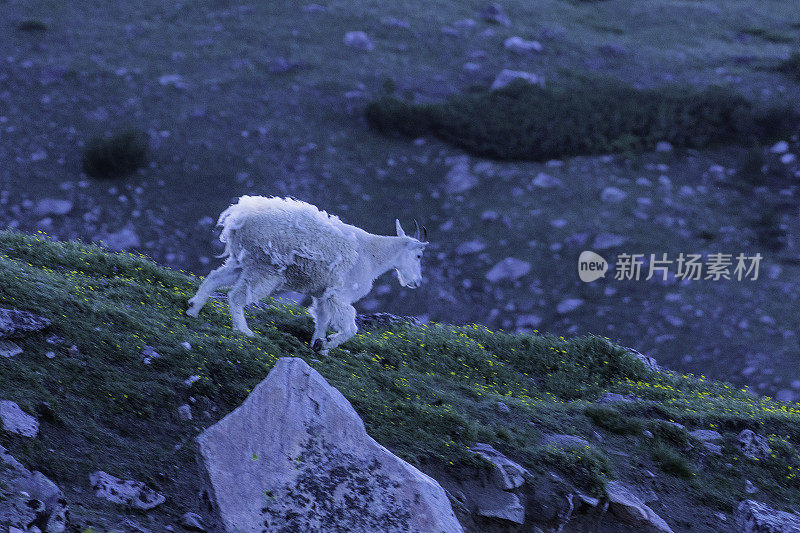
[186,196,428,355]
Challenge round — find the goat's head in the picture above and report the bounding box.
[394,219,428,289]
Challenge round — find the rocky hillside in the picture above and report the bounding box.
[1,230,800,532]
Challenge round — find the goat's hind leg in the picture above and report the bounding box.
[187,260,240,317]
[227,269,282,337]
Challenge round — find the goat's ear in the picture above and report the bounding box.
[395,219,406,237]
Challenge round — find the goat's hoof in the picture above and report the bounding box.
[186,307,199,318]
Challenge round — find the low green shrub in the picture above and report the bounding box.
[652,442,695,478]
[585,405,643,435]
[366,77,798,161]
[82,128,149,179]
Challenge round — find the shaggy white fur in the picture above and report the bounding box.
[187,196,428,355]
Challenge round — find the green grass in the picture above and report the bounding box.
[2,231,800,527]
[17,19,47,32]
[366,77,798,161]
[81,128,149,179]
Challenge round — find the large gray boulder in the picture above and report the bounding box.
[197,357,463,533]
[736,500,800,532]
[1,444,68,532]
[471,443,529,490]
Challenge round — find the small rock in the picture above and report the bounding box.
[744,480,758,494]
[491,69,543,90]
[0,400,39,437]
[504,36,542,54]
[655,141,673,152]
[781,153,796,164]
[486,258,531,282]
[343,31,374,50]
[544,434,590,449]
[180,512,206,531]
[89,471,166,510]
[0,308,52,339]
[770,141,789,154]
[592,233,628,250]
[556,298,584,314]
[159,74,186,88]
[598,392,637,404]
[141,345,161,365]
[445,162,478,193]
[35,198,73,217]
[496,402,510,413]
[601,186,628,202]
[178,404,193,421]
[737,429,771,460]
[456,240,487,255]
[100,227,140,250]
[181,341,192,350]
[185,375,201,386]
[68,345,79,357]
[472,442,529,490]
[478,3,511,26]
[690,429,723,441]
[607,481,674,532]
[463,62,481,73]
[0,340,22,358]
[515,314,542,329]
[532,172,563,188]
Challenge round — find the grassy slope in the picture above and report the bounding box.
[1,231,799,531]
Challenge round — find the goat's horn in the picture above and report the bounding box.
[413,219,421,240]
[422,224,427,241]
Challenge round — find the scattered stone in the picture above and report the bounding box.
[0,400,39,437]
[445,161,478,193]
[141,345,161,365]
[592,233,628,250]
[690,429,722,442]
[770,141,789,154]
[0,340,22,358]
[486,258,531,282]
[607,481,674,532]
[781,153,796,164]
[35,198,73,217]
[601,186,628,202]
[463,62,481,73]
[556,298,584,314]
[744,480,758,494]
[532,172,563,188]
[159,74,186,88]
[544,434,591,449]
[185,375,201,386]
[735,500,800,533]
[737,430,771,461]
[180,512,206,531]
[504,36,542,54]
[472,442,529,490]
[476,490,525,525]
[598,392,637,404]
[496,402,510,414]
[267,57,302,73]
[99,227,140,250]
[181,341,192,350]
[343,31,375,50]
[68,345,79,357]
[196,357,463,532]
[515,314,542,329]
[478,3,511,26]
[655,141,673,152]
[491,69,543,90]
[178,404,193,421]
[456,240,487,255]
[776,389,797,403]
[0,308,52,339]
[89,471,166,510]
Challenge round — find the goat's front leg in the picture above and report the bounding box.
[309,297,333,354]
[323,300,357,353]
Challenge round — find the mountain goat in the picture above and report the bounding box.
[187,196,428,355]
